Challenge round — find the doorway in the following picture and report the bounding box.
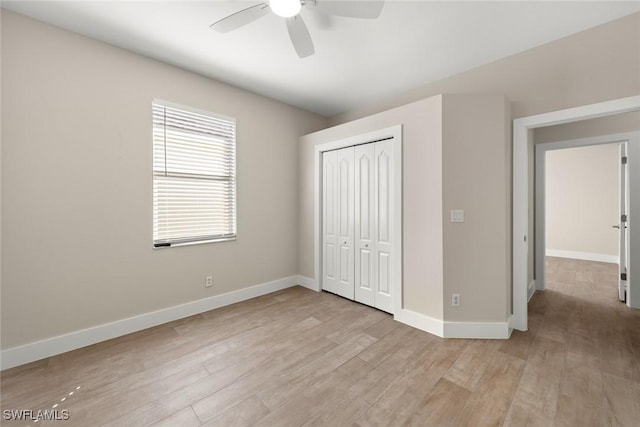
[535,136,631,303]
[512,95,640,331]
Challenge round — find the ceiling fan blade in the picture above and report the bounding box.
[310,0,384,19]
[286,15,315,58]
[210,3,270,33]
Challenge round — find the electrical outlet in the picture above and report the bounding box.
[205,276,213,288]
[451,210,464,223]
[452,293,460,307]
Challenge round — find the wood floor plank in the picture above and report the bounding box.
[599,344,640,382]
[454,351,525,427]
[404,378,471,427]
[150,406,200,427]
[201,315,323,375]
[256,333,377,411]
[324,310,388,344]
[189,333,342,423]
[602,372,640,427]
[553,394,608,427]
[356,321,416,365]
[64,364,210,425]
[361,314,400,339]
[443,339,498,392]
[350,345,424,405]
[565,331,600,359]
[503,400,554,427]
[302,390,371,427]
[253,362,371,427]
[499,329,535,360]
[559,351,604,405]
[200,395,270,427]
[509,361,562,421]
[527,335,567,373]
[536,320,568,344]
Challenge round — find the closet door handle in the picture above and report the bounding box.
[364,243,369,248]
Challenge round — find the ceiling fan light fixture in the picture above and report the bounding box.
[270,0,301,18]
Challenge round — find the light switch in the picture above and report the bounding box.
[451,210,464,223]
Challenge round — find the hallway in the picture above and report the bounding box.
[509,256,640,425]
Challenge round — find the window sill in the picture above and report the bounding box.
[153,236,236,249]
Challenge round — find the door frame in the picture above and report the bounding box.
[619,142,629,303]
[314,125,403,315]
[512,95,640,331]
[534,133,638,293]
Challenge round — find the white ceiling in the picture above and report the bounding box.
[3,1,639,117]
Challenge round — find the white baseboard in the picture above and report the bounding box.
[394,308,444,337]
[394,309,512,339]
[296,275,320,292]
[546,249,618,264]
[528,280,536,301]
[443,320,512,339]
[1,276,302,371]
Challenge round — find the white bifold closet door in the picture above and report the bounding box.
[322,148,355,300]
[322,139,395,313]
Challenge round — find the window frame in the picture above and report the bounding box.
[152,98,237,248]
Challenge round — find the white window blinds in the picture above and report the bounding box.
[152,100,236,247]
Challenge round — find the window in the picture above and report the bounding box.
[152,100,236,247]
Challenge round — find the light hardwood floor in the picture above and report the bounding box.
[1,257,639,426]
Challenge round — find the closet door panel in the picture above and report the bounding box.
[359,250,372,289]
[355,144,375,306]
[322,150,340,295]
[378,252,391,295]
[336,147,355,299]
[374,141,394,313]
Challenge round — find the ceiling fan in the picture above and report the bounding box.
[210,0,385,58]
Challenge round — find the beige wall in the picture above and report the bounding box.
[545,144,619,258]
[299,96,445,320]
[442,95,511,322]
[329,13,640,126]
[535,111,640,144]
[1,11,327,349]
[299,94,510,323]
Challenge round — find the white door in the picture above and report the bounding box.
[618,142,628,301]
[322,139,397,313]
[322,150,340,295]
[354,144,375,307]
[322,148,354,299]
[373,140,394,313]
[337,147,355,299]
